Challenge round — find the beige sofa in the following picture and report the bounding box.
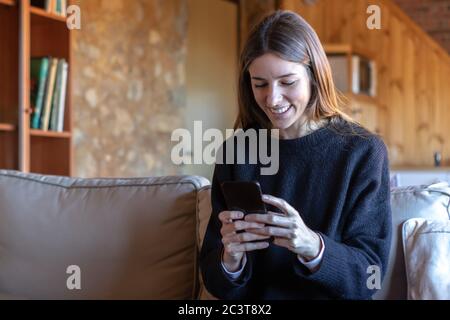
[0,170,212,299]
[373,182,450,299]
[0,170,449,299]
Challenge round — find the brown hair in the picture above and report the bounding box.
[235,10,356,131]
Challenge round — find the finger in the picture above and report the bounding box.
[272,237,293,249]
[261,194,296,216]
[224,232,271,244]
[220,223,236,237]
[245,212,292,227]
[221,220,265,237]
[249,226,295,239]
[218,210,244,223]
[227,241,270,253]
[233,220,265,231]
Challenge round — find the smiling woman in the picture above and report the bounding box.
[248,53,313,139]
[235,10,355,136]
[200,10,392,300]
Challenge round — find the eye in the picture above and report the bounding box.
[254,83,268,88]
[281,80,297,86]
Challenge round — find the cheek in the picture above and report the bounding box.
[252,89,266,109]
[292,84,311,105]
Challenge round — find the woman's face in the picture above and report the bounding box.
[248,53,312,138]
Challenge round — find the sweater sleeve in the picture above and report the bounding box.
[292,136,392,299]
[199,161,254,299]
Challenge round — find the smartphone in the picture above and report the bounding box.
[221,181,267,214]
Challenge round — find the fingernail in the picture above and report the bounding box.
[262,195,268,200]
[237,212,244,218]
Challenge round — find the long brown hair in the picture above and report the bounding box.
[235,10,355,130]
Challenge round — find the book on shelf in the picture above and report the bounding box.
[31,0,67,17]
[41,57,58,131]
[30,57,49,129]
[30,57,68,132]
[351,55,376,97]
[49,59,68,132]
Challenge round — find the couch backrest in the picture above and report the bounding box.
[374,182,450,300]
[0,170,210,299]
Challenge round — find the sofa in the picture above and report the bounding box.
[0,169,449,299]
[0,170,211,299]
[374,181,450,299]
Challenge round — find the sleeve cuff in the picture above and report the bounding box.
[297,234,325,273]
[221,254,247,280]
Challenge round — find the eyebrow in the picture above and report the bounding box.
[251,73,297,81]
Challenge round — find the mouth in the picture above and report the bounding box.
[267,105,293,115]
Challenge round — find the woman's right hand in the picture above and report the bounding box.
[219,210,270,272]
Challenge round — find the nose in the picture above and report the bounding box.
[265,84,283,107]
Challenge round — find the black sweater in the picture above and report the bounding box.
[199,119,392,299]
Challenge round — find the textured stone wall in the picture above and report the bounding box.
[72,0,187,177]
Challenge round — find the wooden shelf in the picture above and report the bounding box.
[30,129,71,138]
[30,6,66,22]
[323,43,351,54]
[0,123,16,131]
[0,0,15,6]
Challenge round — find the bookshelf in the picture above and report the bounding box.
[0,0,72,175]
[324,43,384,135]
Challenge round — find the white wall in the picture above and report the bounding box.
[184,0,238,181]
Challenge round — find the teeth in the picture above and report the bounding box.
[269,105,291,114]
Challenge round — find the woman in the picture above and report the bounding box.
[200,10,391,300]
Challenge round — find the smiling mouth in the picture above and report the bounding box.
[268,105,293,115]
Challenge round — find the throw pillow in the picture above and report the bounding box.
[402,218,450,299]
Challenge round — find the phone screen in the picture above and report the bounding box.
[221,181,266,214]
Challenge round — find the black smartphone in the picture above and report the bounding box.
[221,181,267,214]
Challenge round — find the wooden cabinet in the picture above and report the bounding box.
[0,0,72,175]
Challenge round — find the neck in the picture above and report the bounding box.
[278,118,327,139]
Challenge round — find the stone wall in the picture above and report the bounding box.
[72,0,187,177]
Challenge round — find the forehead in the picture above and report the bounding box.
[248,53,305,77]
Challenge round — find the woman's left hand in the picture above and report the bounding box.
[245,194,322,261]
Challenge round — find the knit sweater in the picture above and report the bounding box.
[199,119,392,300]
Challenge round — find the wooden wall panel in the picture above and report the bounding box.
[414,32,431,165]
[282,0,450,167]
[283,0,326,39]
[324,0,354,44]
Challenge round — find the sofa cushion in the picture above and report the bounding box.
[196,185,220,300]
[403,218,450,299]
[373,182,450,300]
[0,170,209,299]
